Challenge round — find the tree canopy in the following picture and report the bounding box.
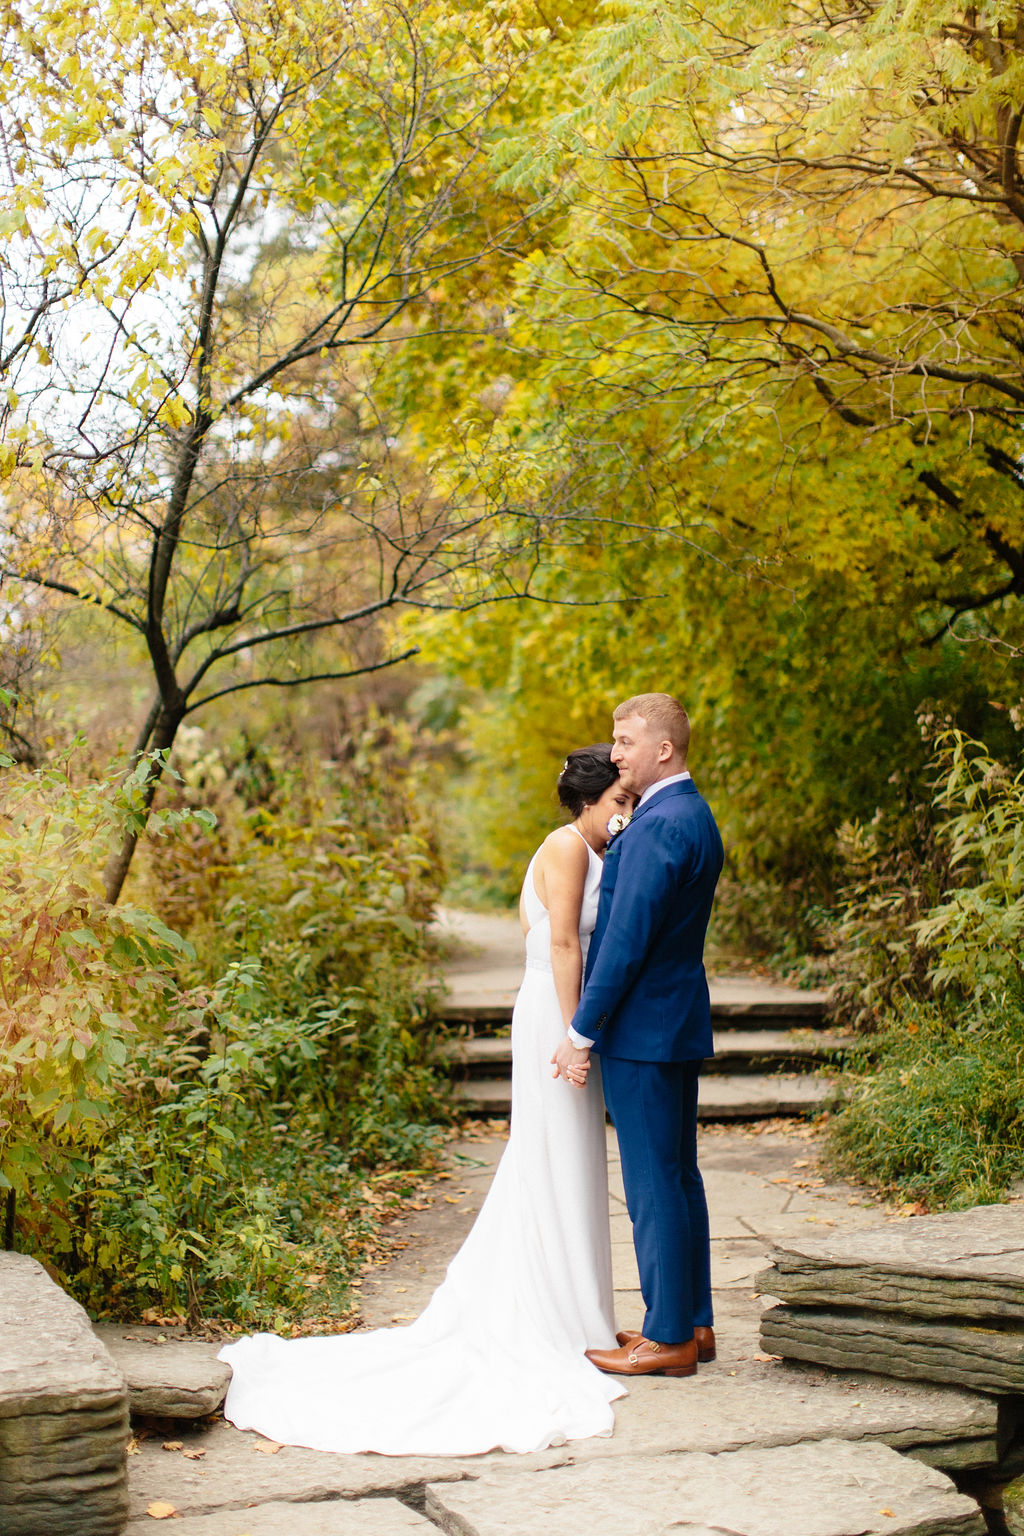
[387,0,1024,901]
[1,0,1022,906]
[0,0,547,895]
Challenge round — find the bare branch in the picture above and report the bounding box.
[182,647,421,713]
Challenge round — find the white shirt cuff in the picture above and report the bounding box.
[567,1025,595,1049]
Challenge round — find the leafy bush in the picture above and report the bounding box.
[914,728,1024,1002]
[825,714,1024,1206]
[821,791,951,1033]
[0,730,207,1217]
[3,719,452,1326]
[828,994,1024,1208]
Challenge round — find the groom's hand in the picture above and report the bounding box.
[552,1036,591,1087]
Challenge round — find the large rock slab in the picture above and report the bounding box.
[94,1324,231,1418]
[424,1440,985,1536]
[127,1368,1001,1525]
[123,1496,435,1535]
[760,1303,1024,1394]
[0,1251,129,1535]
[759,1204,1024,1321]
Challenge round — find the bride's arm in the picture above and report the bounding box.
[536,830,590,1031]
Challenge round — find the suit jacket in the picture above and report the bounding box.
[571,779,723,1061]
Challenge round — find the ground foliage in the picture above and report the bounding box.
[824,716,1024,1208]
[0,712,451,1326]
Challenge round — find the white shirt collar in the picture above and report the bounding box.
[638,770,691,808]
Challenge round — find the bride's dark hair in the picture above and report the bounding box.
[557,744,619,819]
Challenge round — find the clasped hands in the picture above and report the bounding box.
[552,1034,591,1088]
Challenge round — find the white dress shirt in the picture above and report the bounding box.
[567,770,693,1049]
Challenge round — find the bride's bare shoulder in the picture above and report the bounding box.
[535,825,588,871]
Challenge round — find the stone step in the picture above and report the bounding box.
[441,1028,847,1077]
[123,1495,435,1535]
[93,1325,231,1419]
[0,1253,129,1536]
[424,1439,986,1536]
[453,1070,834,1120]
[760,1302,1024,1396]
[757,1203,1024,1322]
[437,989,830,1032]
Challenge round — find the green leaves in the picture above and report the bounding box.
[911,729,1024,1002]
[4,731,450,1327]
[0,747,208,1203]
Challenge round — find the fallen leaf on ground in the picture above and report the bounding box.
[161,1441,183,1452]
[753,1352,783,1363]
[253,1439,282,1455]
[146,1502,177,1519]
[126,1437,141,1456]
[879,1509,896,1518]
[183,1448,207,1460]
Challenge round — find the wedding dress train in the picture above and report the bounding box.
[217,829,625,1455]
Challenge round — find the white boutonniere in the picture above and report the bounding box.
[606,813,632,839]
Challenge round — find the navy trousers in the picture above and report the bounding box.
[600,1057,712,1344]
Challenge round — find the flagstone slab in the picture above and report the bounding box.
[423,1440,985,1536]
[122,1495,435,1535]
[126,1359,1000,1522]
[760,1304,1024,1394]
[94,1323,232,1418]
[0,1251,129,1535]
[759,1204,1024,1321]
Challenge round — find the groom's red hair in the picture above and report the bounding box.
[614,693,690,760]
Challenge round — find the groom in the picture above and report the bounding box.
[553,692,723,1378]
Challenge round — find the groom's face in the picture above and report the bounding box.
[611,714,666,795]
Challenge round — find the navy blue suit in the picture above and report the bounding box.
[572,779,723,1343]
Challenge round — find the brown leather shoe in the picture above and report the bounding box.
[586,1335,697,1378]
[616,1326,716,1363]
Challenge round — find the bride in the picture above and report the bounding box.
[218,745,638,1456]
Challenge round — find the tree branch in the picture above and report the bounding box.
[182,648,421,714]
[0,567,143,630]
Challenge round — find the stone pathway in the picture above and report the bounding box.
[109,1125,1001,1533]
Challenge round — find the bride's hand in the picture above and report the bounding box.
[552,1037,591,1087]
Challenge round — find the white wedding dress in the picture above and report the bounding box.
[217,828,625,1456]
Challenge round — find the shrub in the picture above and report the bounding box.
[3,719,452,1325]
[828,993,1024,1208]
[0,731,207,1224]
[825,715,1024,1207]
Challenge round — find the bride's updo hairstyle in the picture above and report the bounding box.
[557,744,619,820]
